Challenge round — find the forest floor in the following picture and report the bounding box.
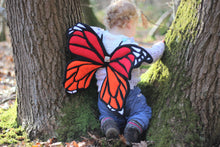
[0,41,16,109]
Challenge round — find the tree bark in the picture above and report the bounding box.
[6,0,82,139]
[186,0,220,145]
[140,0,220,146]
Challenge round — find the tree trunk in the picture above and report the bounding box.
[6,0,82,139]
[140,0,220,146]
[0,0,6,41]
[171,0,180,19]
[81,0,104,28]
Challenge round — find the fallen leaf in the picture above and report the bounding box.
[132,141,148,147]
[50,142,64,147]
[66,141,78,147]
[47,138,58,144]
[71,141,79,147]
[119,134,126,144]
[32,142,41,147]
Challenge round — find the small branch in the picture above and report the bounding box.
[148,10,172,37]
[0,97,16,105]
[0,7,7,20]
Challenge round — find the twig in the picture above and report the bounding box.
[88,132,98,140]
[0,97,16,105]
[148,10,172,37]
[0,7,7,20]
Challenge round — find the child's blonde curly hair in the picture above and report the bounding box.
[104,0,138,29]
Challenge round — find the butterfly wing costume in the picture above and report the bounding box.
[64,23,153,115]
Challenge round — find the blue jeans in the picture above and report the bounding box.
[98,87,152,132]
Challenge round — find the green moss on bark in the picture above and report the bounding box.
[57,80,100,142]
[139,0,204,146]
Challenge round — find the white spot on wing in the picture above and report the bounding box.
[134,60,137,65]
[67,90,77,94]
[134,52,139,57]
[107,105,124,115]
[118,109,124,115]
[77,23,86,28]
[73,26,82,31]
[68,30,74,35]
[132,46,141,52]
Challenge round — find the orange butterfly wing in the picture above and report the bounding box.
[100,66,129,112]
[99,46,135,113]
[64,60,102,93]
[64,23,105,93]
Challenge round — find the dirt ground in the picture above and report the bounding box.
[0,41,16,109]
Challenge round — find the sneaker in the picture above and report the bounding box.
[124,127,139,146]
[101,118,119,139]
[124,120,143,146]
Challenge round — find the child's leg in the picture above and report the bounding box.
[100,117,119,138]
[98,98,125,138]
[124,87,152,144]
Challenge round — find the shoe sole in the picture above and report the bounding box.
[106,128,119,139]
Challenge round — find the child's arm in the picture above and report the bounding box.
[145,41,165,63]
[122,38,165,64]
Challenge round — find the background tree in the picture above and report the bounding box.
[6,0,83,140]
[140,0,220,146]
[0,0,6,41]
[81,0,104,28]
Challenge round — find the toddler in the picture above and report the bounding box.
[91,0,165,145]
